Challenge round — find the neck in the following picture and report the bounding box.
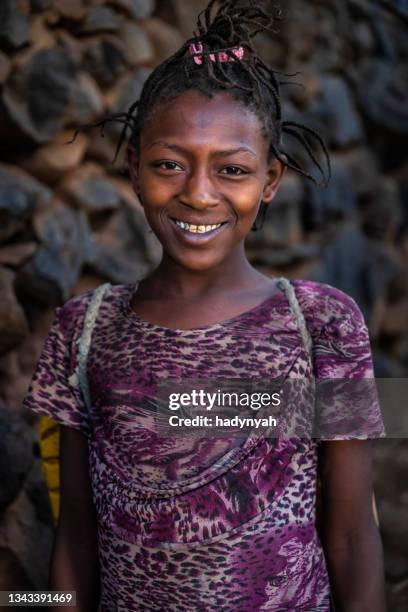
[143,245,263,301]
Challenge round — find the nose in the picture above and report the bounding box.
[179,167,219,209]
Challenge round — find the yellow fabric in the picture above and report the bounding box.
[38,416,60,523]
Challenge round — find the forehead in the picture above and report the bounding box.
[140,90,266,152]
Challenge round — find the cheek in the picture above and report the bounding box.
[225,182,264,216]
[139,174,178,208]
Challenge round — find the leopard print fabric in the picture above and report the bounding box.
[23,279,385,611]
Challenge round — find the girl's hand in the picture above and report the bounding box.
[318,439,387,612]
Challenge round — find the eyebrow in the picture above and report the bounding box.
[147,141,258,158]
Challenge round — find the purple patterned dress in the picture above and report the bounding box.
[23,279,385,611]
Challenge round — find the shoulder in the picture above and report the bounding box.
[56,282,126,340]
[290,279,367,338]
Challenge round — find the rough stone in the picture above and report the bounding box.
[67,72,104,124]
[308,221,399,323]
[143,18,184,64]
[0,402,33,511]
[0,163,52,243]
[106,67,151,118]
[83,38,125,87]
[30,0,51,10]
[54,0,86,21]
[0,1,30,50]
[0,50,11,84]
[3,47,78,143]
[79,6,123,35]
[117,22,154,67]
[16,203,93,304]
[359,57,408,135]
[307,75,364,148]
[110,0,156,19]
[0,267,29,357]
[0,243,37,267]
[29,15,56,50]
[60,164,122,211]
[23,131,89,185]
[90,207,154,283]
[303,156,357,229]
[0,482,53,588]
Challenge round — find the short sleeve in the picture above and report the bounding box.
[299,281,386,441]
[22,305,91,437]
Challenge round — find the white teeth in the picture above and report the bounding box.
[174,220,222,233]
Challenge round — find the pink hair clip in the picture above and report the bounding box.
[189,42,244,65]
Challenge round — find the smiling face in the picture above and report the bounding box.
[128,90,285,272]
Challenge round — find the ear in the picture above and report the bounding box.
[127,145,142,202]
[262,157,287,204]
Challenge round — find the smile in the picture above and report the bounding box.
[172,218,226,234]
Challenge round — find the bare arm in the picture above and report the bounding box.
[318,440,386,612]
[49,426,100,611]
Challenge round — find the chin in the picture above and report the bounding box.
[172,253,223,272]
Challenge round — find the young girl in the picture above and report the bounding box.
[23,2,387,610]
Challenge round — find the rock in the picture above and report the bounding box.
[246,173,304,259]
[110,177,162,264]
[30,0,52,10]
[307,75,364,148]
[0,163,52,243]
[0,402,33,511]
[110,0,156,19]
[60,164,122,211]
[0,546,34,590]
[381,299,408,337]
[167,0,213,38]
[83,38,125,87]
[23,131,89,185]
[0,50,11,84]
[308,221,399,323]
[3,47,78,143]
[54,0,86,21]
[90,207,154,284]
[0,268,29,356]
[0,243,37,267]
[0,0,30,50]
[303,155,357,228]
[286,70,320,110]
[360,178,402,242]
[359,58,408,135]
[79,6,123,35]
[106,67,151,118]
[67,72,104,124]
[117,22,154,67]
[16,202,93,304]
[143,18,184,64]
[0,484,53,588]
[335,147,380,197]
[55,30,82,65]
[29,14,55,50]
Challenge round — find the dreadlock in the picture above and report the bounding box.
[69,0,331,231]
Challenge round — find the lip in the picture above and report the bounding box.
[169,217,229,244]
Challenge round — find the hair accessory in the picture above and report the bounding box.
[189,41,244,65]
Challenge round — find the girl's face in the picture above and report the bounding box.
[128,90,285,272]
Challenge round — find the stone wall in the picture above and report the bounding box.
[0,1,407,609]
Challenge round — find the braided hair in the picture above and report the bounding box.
[70,0,331,231]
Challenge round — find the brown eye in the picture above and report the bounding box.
[219,166,247,176]
[154,161,183,171]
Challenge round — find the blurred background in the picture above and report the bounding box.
[0,0,407,609]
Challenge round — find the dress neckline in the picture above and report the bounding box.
[121,279,287,334]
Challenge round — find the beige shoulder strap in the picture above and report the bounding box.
[68,283,112,412]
